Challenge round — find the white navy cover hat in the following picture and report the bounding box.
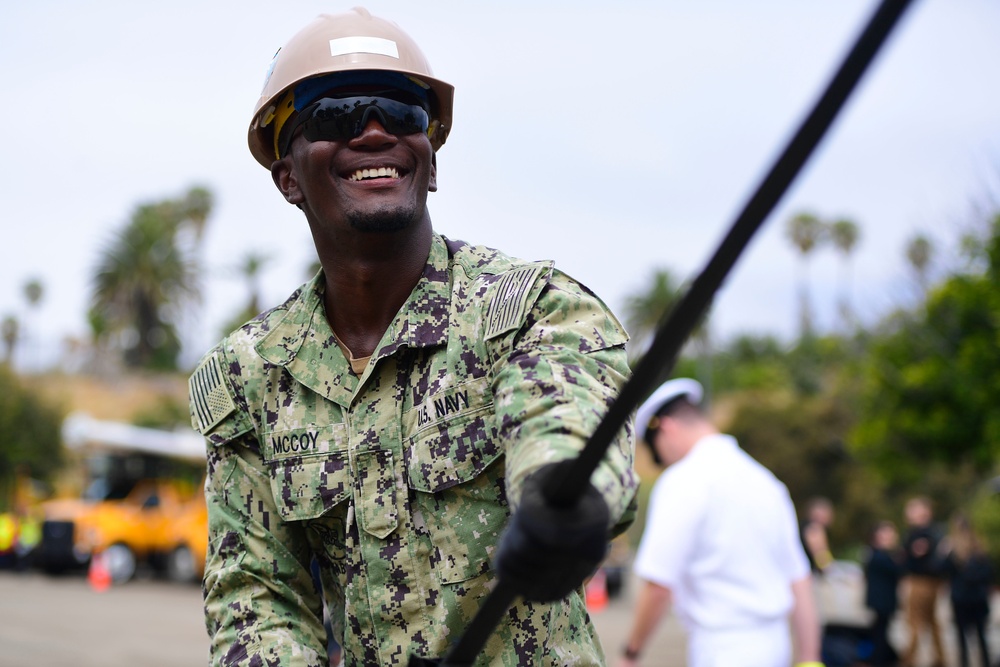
[634,378,704,443]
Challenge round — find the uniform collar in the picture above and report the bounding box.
[255,233,453,404]
[673,432,737,468]
[371,231,452,359]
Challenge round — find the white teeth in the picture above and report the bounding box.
[349,167,400,181]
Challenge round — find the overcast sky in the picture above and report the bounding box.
[3,1,999,370]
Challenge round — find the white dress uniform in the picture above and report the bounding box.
[633,433,811,667]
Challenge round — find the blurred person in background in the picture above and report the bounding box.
[901,496,946,667]
[864,520,904,667]
[0,511,16,570]
[942,514,992,667]
[617,378,822,667]
[802,496,836,575]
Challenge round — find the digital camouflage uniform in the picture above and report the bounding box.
[190,233,638,666]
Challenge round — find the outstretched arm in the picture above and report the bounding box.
[790,574,823,664]
[617,580,672,667]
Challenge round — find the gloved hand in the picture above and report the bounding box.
[493,460,611,602]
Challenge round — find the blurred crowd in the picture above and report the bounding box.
[807,496,994,667]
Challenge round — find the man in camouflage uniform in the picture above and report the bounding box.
[190,9,637,666]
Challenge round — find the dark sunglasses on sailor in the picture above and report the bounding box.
[280,95,431,157]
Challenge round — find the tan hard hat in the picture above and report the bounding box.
[248,7,454,168]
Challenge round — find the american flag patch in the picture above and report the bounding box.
[485,265,546,340]
[189,354,236,434]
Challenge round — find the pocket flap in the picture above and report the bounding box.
[356,449,398,539]
[266,423,351,521]
[407,409,502,493]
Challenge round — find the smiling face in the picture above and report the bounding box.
[271,89,438,239]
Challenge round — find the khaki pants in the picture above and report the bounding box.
[903,575,945,666]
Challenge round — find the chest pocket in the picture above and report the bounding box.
[405,379,508,584]
[264,423,351,522]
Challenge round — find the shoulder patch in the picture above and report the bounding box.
[485,264,548,340]
[189,354,237,434]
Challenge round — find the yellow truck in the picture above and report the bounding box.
[37,414,207,583]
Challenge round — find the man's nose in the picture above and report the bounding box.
[351,109,397,147]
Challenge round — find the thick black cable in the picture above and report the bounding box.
[417,1,916,665]
[550,0,915,507]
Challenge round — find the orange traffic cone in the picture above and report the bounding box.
[585,568,608,612]
[88,551,112,592]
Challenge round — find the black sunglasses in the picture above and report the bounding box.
[279,95,430,157]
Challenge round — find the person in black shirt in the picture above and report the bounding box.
[942,514,992,667]
[901,496,946,667]
[865,520,904,666]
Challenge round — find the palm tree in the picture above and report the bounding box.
[180,186,213,241]
[21,278,44,369]
[786,212,826,337]
[91,189,212,370]
[1,316,18,365]
[622,268,682,358]
[905,233,933,296]
[23,279,43,309]
[218,252,274,337]
[829,218,860,330]
[238,251,271,317]
[623,267,714,394]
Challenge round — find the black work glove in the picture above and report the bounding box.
[493,460,611,602]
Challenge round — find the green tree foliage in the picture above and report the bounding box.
[91,186,212,370]
[625,206,1000,557]
[622,268,682,358]
[969,483,1000,572]
[0,364,63,509]
[676,334,788,394]
[218,251,273,337]
[621,267,714,390]
[853,215,1000,486]
[685,332,859,397]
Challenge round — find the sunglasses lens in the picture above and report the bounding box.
[301,96,429,144]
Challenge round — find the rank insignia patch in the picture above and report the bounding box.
[190,354,237,434]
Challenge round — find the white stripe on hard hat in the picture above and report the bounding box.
[329,36,399,59]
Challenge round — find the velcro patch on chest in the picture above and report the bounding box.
[189,353,237,435]
[484,265,547,340]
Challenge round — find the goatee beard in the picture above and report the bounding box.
[347,206,416,233]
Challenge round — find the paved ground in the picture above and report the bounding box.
[1,563,998,666]
[0,570,680,667]
[0,571,207,667]
[590,575,689,664]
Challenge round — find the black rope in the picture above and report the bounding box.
[417,1,917,665]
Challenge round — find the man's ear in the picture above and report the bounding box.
[271,157,304,206]
[428,153,438,193]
